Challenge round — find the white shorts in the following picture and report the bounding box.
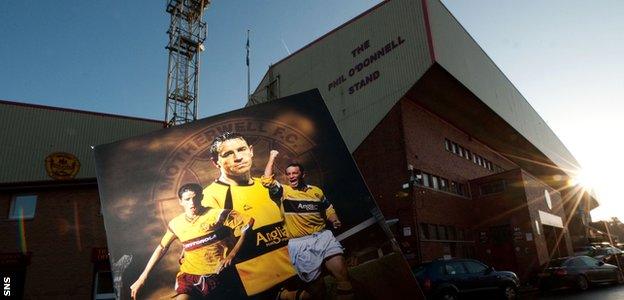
[287,230,344,282]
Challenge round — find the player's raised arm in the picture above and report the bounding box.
[263,150,279,179]
[261,150,283,201]
[130,234,175,299]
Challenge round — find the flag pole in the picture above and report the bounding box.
[246,29,250,102]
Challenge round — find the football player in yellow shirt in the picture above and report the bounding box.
[201,132,297,299]
[263,150,354,300]
[130,183,253,300]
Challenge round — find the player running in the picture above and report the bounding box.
[130,183,253,299]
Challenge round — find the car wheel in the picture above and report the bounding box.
[436,289,457,300]
[575,275,589,291]
[501,285,518,299]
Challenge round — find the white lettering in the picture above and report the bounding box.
[3,277,9,296]
[183,234,217,249]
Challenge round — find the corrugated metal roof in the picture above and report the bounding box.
[0,100,162,184]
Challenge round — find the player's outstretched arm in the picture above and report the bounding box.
[322,194,341,229]
[328,212,342,229]
[218,216,255,272]
[130,244,170,299]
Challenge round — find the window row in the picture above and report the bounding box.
[444,138,503,173]
[479,180,507,196]
[410,169,468,197]
[420,223,473,241]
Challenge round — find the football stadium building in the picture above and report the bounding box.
[0,0,599,298]
[248,0,598,281]
[0,101,161,299]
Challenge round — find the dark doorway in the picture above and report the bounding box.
[543,225,568,259]
[488,225,518,272]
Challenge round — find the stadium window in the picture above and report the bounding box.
[444,139,451,151]
[438,225,447,240]
[456,183,464,196]
[465,149,472,160]
[428,224,438,240]
[422,173,431,187]
[451,142,458,154]
[440,178,448,191]
[458,145,464,158]
[448,226,457,240]
[480,180,507,195]
[432,175,439,189]
[486,161,493,171]
[413,169,423,186]
[472,154,478,164]
[420,223,430,239]
[450,181,457,193]
[9,195,37,220]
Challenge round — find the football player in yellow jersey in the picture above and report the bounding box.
[263,150,354,300]
[201,132,297,299]
[129,183,253,300]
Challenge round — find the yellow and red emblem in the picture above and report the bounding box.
[45,152,80,180]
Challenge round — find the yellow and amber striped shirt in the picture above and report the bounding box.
[201,178,296,296]
[160,208,251,276]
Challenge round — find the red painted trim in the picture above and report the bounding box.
[421,0,436,62]
[272,0,391,67]
[0,99,163,125]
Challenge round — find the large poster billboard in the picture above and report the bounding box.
[94,90,422,299]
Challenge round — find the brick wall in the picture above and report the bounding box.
[0,185,107,299]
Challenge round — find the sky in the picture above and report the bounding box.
[0,1,622,221]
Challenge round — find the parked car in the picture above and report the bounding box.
[538,256,623,291]
[589,246,624,269]
[573,245,597,256]
[412,258,520,300]
[590,242,612,249]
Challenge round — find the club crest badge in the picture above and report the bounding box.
[45,152,80,180]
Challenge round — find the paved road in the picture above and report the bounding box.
[522,283,624,299]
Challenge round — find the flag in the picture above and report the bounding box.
[246,30,250,66]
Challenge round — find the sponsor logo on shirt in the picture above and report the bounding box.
[183,233,218,250]
[297,203,319,211]
[283,200,322,213]
[256,225,288,247]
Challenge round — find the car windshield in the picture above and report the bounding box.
[590,249,608,256]
[547,258,568,267]
[412,264,429,277]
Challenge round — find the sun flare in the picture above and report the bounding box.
[568,169,596,191]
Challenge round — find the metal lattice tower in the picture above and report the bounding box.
[164,0,209,127]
